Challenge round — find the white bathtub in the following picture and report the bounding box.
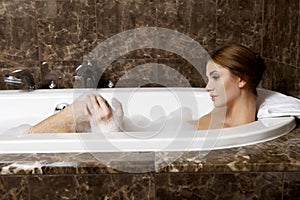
[0,88,296,153]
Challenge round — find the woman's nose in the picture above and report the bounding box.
[205,81,212,92]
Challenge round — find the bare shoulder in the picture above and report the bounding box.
[195,113,212,130]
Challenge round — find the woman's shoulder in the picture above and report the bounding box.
[195,113,212,130]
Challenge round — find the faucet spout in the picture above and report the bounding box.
[75,64,97,88]
[4,69,35,90]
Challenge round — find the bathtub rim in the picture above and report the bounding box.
[0,116,296,154]
[0,87,297,153]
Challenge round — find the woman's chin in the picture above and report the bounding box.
[213,101,225,108]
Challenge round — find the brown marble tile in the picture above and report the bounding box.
[126,49,159,60]
[96,0,193,60]
[298,1,300,70]
[189,0,217,53]
[0,151,156,174]
[153,30,212,63]
[155,151,210,172]
[216,0,263,52]
[29,174,155,200]
[297,69,300,98]
[98,58,159,88]
[155,172,283,200]
[263,0,299,66]
[36,0,97,62]
[0,1,38,63]
[77,174,155,199]
[120,0,156,30]
[0,74,6,90]
[156,0,191,34]
[261,59,298,97]
[95,0,121,41]
[157,58,206,87]
[283,172,300,199]
[96,0,157,60]
[77,152,156,173]
[96,0,156,41]
[29,175,77,200]
[0,176,29,199]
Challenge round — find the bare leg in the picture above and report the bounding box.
[29,96,89,133]
[29,105,77,133]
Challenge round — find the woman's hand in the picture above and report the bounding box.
[29,93,124,134]
[85,94,124,133]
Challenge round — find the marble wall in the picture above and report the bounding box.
[0,0,299,96]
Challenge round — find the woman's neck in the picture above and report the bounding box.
[224,91,257,127]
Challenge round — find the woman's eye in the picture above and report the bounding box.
[212,75,220,80]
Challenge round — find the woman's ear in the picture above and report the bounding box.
[238,76,248,88]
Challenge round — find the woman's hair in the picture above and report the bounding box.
[211,44,266,95]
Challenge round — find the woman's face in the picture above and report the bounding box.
[205,60,242,108]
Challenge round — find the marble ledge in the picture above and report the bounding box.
[0,125,299,175]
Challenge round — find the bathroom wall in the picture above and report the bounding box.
[0,0,299,97]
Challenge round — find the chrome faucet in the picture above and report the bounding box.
[107,80,115,88]
[75,61,97,88]
[4,69,35,90]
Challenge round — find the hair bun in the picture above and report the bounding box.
[254,53,266,72]
[252,53,266,86]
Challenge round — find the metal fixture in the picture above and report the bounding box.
[108,80,114,88]
[75,61,97,88]
[3,69,35,90]
[54,103,69,114]
[49,81,56,89]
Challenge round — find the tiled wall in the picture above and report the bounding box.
[0,0,299,97]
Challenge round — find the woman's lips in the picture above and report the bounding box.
[210,95,217,101]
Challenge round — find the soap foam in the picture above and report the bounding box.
[122,107,196,132]
[2,124,32,136]
[3,107,196,135]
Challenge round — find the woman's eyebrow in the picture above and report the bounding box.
[209,70,218,76]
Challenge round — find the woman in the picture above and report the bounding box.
[195,44,266,129]
[29,44,266,133]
